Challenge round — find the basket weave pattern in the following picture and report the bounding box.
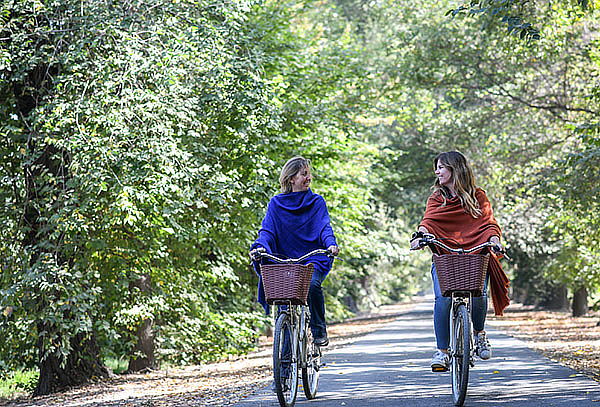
[261,263,314,305]
[433,253,489,297]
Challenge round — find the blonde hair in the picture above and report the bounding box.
[432,151,482,218]
[279,156,311,193]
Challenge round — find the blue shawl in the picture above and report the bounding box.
[251,189,337,313]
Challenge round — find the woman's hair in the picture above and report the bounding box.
[279,156,311,193]
[432,151,482,218]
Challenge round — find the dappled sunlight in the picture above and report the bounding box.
[234,304,600,406]
[488,304,600,382]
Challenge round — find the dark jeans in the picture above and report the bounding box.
[278,271,327,378]
[308,271,327,339]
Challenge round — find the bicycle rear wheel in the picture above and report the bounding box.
[301,328,320,399]
[451,303,470,406]
[273,312,298,407]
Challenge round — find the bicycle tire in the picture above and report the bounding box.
[301,327,320,399]
[273,312,298,407]
[451,303,470,406]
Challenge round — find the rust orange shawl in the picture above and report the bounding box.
[419,188,510,316]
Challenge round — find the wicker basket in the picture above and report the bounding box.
[433,253,489,297]
[261,263,314,305]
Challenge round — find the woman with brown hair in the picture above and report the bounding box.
[410,151,510,371]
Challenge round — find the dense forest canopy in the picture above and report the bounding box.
[0,0,598,395]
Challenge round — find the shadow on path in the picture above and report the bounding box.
[235,299,600,406]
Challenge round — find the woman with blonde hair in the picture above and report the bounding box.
[251,156,339,346]
[411,151,509,371]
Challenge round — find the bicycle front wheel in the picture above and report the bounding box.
[301,328,320,399]
[451,303,470,406]
[273,312,299,407]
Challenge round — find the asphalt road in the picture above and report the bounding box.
[234,298,600,406]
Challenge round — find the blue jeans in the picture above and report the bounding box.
[431,263,488,350]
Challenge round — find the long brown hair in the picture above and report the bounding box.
[279,156,311,193]
[432,151,482,218]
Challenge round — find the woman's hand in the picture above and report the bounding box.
[489,236,503,253]
[249,247,265,261]
[410,228,431,250]
[327,245,339,256]
[410,239,423,250]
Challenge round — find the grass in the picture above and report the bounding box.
[0,369,38,398]
[104,356,129,374]
[0,357,128,399]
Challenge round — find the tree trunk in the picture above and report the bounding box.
[128,273,156,372]
[25,140,110,396]
[16,63,109,396]
[35,330,110,396]
[538,283,569,310]
[572,285,588,317]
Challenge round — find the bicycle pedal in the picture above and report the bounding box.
[431,366,449,372]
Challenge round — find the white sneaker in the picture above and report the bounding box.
[430,350,449,371]
[476,332,492,360]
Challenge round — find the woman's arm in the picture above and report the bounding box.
[317,197,338,251]
[250,200,277,253]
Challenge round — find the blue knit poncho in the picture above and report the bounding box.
[251,189,337,313]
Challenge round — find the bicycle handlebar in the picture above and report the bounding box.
[411,235,508,257]
[250,248,335,263]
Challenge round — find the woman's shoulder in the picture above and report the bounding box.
[272,189,322,200]
[427,190,444,203]
[474,187,491,203]
[311,190,326,200]
[298,188,326,203]
[475,187,487,198]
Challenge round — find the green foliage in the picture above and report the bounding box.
[0,369,39,397]
[103,357,128,375]
[447,0,594,42]
[447,0,541,42]
[0,0,599,393]
[0,0,299,375]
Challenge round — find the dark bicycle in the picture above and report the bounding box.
[251,248,334,407]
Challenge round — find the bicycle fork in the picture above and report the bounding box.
[449,295,475,368]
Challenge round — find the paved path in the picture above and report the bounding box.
[234,299,600,406]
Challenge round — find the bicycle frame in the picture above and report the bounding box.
[449,292,475,365]
[273,300,309,367]
[412,236,501,406]
[254,249,332,407]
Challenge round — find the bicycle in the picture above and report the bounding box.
[413,235,505,406]
[251,248,335,407]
